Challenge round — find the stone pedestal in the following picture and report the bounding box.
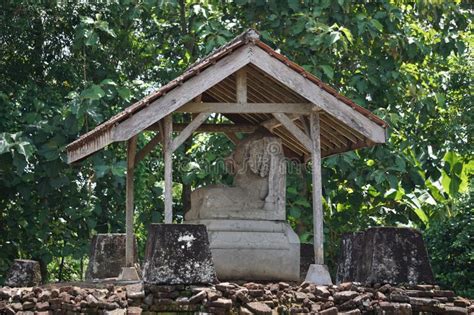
[336,227,434,285]
[142,224,217,284]
[85,233,137,280]
[185,133,300,281]
[4,259,42,287]
[188,219,300,281]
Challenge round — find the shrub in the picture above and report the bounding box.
[425,189,474,298]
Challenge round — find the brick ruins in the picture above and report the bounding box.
[1,281,472,314]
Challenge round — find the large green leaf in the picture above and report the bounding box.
[80,85,105,100]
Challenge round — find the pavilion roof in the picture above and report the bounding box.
[66,29,387,163]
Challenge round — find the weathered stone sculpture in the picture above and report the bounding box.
[186,131,300,281]
[186,133,286,221]
[4,259,42,287]
[85,233,136,280]
[142,224,217,284]
[336,227,435,285]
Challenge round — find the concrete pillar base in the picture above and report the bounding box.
[142,224,217,284]
[118,267,141,281]
[305,264,332,285]
[85,233,137,280]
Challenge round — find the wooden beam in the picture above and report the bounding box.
[171,112,211,152]
[273,113,313,151]
[301,116,311,136]
[113,45,253,142]
[135,131,163,165]
[310,112,324,265]
[236,68,247,103]
[147,123,258,133]
[177,102,312,114]
[224,132,241,145]
[250,47,386,144]
[206,85,266,124]
[260,114,299,131]
[163,115,173,224]
[125,135,137,267]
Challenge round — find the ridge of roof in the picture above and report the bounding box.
[67,28,387,152]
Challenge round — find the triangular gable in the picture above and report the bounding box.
[67,29,387,164]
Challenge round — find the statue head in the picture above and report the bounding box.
[226,130,284,179]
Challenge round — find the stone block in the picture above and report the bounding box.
[245,301,272,314]
[85,233,137,280]
[142,224,217,284]
[190,219,300,281]
[336,227,434,285]
[4,259,42,287]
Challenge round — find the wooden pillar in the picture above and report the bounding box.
[310,112,324,265]
[125,135,137,267]
[163,114,173,224]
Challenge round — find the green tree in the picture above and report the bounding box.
[0,1,472,292]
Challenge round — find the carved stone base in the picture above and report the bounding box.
[305,264,332,285]
[188,219,300,281]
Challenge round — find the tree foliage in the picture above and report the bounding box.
[425,188,474,298]
[0,0,472,293]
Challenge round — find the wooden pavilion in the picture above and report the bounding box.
[66,29,387,282]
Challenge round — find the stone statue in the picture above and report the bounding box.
[185,131,300,281]
[185,131,286,221]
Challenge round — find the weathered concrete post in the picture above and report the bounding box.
[305,111,332,285]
